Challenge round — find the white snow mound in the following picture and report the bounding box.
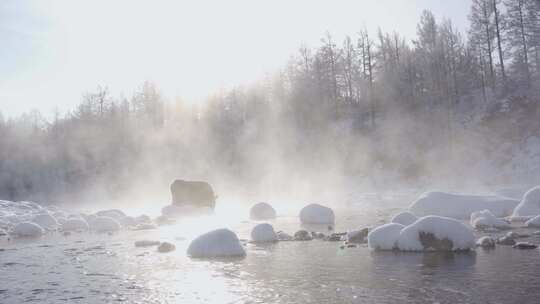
[249,202,276,220]
[368,223,404,250]
[391,211,417,226]
[470,209,510,230]
[187,228,245,258]
[12,222,44,237]
[397,216,475,251]
[250,223,277,243]
[410,192,518,219]
[299,203,335,224]
[89,216,121,232]
[512,186,540,218]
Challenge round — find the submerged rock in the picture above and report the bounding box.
[157,242,176,252]
[497,236,516,246]
[276,231,293,241]
[513,242,538,249]
[135,240,161,247]
[187,229,245,258]
[476,236,496,248]
[250,223,278,243]
[299,204,335,225]
[293,230,313,241]
[326,233,345,242]
[249,202,276,220]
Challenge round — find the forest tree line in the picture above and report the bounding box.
[1,0,540,202]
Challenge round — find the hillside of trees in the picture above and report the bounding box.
[1,0,540,203]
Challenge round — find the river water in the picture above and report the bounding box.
[1,193,540,304]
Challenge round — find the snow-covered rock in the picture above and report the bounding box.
[368,223,404,250]
[12,222,44,237]
[32,213,59,230]
[347,227,369,243]
[299,203,335,224]
[410,192,518,219]
[470,209,511,230]
[61,219,89,231]
[391,211,417,226]
[397,216,475,251]
[250,223,277,243]
[525,215,540,228]
[249,202,277,220]
[512,186,540,219]
[89,216,121,232]
[187,228,245,258]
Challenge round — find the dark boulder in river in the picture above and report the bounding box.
[170,179,216,209]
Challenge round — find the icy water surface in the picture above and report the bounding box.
[2,194,540,304]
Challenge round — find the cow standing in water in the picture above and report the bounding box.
[170,180,217,209]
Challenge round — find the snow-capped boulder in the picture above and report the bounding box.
[470,209,511,230]
[397,216,475,251]
[249,202,277,220]
[391,211,417,226]
[368,223,404,250]
[12,222,44,237]
[512,186,540,219]
[89,216,121,233]
[61,219,89,231]
[410,192,518,219]
[476,236,496,248]
[299,203,335,224]
[525,215,540,228]
[32,213,59,230]
[250,223,277,243]
[187,229,245,258]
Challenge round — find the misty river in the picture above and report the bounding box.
[2,192,540,304]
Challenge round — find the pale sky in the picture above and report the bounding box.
[0,0,472,118]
